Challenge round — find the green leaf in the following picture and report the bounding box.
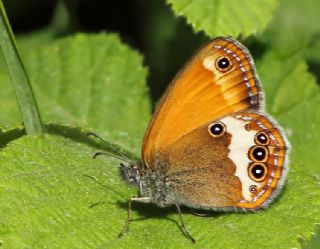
[0,33,319,248]
[0,134,319,248]
[166,0,278,37]
[0,33,151,155]
[304,227,320,249]
[257,52,318,115]
[257,51,320,176]
[263,0,320,56]
[0,134,135,248]
[0,70,19,124]
[0,125,24,148]
[0,0,43,134]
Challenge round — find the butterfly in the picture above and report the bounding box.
[93,37,290,242]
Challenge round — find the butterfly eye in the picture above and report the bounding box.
[248,163,268,182]
[255,131,270,145]
[248,146,268,162]
[215,56,232,72]
[208,122,226,137]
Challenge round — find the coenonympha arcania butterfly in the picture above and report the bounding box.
[94,37,290,242]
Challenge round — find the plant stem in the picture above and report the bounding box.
[0,0,43,134]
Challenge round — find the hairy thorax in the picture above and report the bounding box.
[120,159,173,207]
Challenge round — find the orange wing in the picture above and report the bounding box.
[142,37,263,166]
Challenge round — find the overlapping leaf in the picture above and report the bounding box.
[263,0,320,56]
[257,51,320,175]
[0,34,150,155]
[0,133,318,249]
[167,0,278,37]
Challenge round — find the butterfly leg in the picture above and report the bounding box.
[118,197,150,238]
[174,203,195,243]
[118,197,132,238]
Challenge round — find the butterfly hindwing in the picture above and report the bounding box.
[161,112,289,210]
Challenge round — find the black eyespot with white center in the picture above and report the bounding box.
[255,131,270,145]
[249,146,268,162]
[215,56,232,72]
[208,122,226,137]
[252,164,264,178]
[248,163,268,182]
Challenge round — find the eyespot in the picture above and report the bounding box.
[248,146,268,162]
[249,185,258,194]
[248,163,268,182]
[215,56,232,72]
[255,131,270,145]
[208,122,226,137]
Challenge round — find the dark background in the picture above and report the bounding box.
[3,0,209,106]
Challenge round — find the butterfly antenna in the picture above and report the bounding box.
[87,132,132,163]
[93,151,132,164]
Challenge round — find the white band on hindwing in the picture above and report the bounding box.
[235,114,282,204]
[220,116,262,201]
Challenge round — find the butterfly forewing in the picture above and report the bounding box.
[143,38,263,166]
